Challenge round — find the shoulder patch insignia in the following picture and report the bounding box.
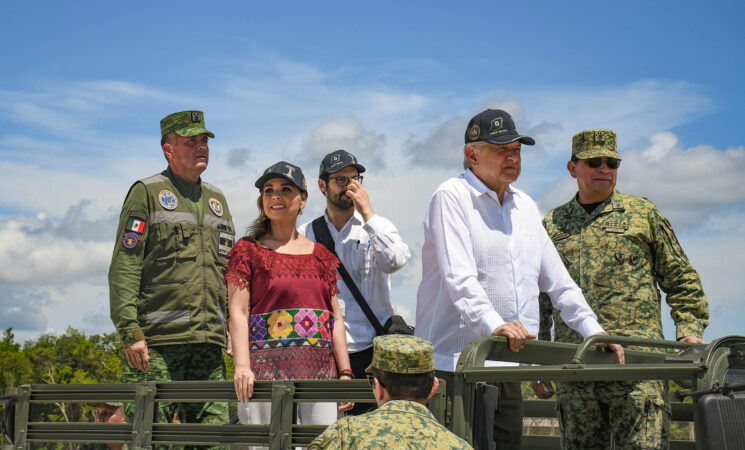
[208,198,224,217]
[122,232,140,249]
[158,190,178,210]
[126,217,147,234]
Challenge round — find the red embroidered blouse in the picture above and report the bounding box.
[225,238,341,380]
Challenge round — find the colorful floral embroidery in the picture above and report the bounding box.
[267,310,294,339]
[249,308,334,350]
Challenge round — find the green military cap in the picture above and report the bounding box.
[365,335,435,375]
[160,110,215,138]
[572,129,621,160]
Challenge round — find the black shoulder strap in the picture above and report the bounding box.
[312,216,385,335]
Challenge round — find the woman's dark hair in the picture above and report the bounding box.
[372,368,435,400]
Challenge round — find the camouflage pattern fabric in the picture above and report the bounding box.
[541,190,708,448]
[308,399,472,449]
[365,335,435,374]
[571,129,620,160]
[122,343,228,450]
[160,110,214,138]
[556,380,670,449]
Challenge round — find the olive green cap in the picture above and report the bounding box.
[160,110,215,138]
[92,401,123,407]
[572,129,621,160]
[365,335,435,375]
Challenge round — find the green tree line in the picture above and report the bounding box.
[1,327,123,447]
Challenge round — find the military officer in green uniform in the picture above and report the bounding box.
[309,335,472,450]
[535,129,709,449]
[108,111,235,448]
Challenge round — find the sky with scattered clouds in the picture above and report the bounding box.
[1,1,744,344]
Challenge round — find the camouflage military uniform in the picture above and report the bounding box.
[108,112,234,450]
[541,129,709,449]
[309,399,471,449]
[310,335,472,449]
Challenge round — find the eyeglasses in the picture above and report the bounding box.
[366,375,385,388]
[584,157,621,169]
[328,175,363,187]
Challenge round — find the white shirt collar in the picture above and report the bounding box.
[463,169,515,203]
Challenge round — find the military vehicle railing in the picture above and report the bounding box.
[452,335,745,450]
[2,335,743,449]
[1,379,446,449]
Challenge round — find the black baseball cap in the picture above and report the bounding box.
[464,109,535,146]
[319,149,366,178]
[255,161,308,192]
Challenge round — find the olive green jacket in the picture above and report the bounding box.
[108,167,235,347]
[540,190,708,343]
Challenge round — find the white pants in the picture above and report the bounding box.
[237,401,337,450]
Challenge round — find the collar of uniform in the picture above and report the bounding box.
[569,189,621,217]
[376,399,435,418]
[463,169,516,201]
[166,166,202,199]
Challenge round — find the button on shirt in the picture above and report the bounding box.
[415,170,604,371]
[299,211,411,352]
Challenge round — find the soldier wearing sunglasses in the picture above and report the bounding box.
[535,129,709,449]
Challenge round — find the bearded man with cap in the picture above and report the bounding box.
[309,335,472,449]
[536,129,709,449]
[299,149,411,416]
[108,111,234,443]
[414,110,623,449]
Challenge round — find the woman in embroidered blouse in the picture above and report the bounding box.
[225,161,353,427]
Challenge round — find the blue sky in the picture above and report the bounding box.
[1,1,743,344]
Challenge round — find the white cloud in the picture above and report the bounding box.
[0,204,113,283]
[1,62,741,345]
[298,116,386,169]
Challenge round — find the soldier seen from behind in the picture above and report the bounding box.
[535,129,709,449]
[309,335,472,449]
[108,111,235,449]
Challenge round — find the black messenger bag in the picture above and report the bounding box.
[312,217,414,336]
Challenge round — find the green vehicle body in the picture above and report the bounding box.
[3,335,744,449]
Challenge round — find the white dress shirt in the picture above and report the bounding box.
[415,170,604,371]
[299,211,411,352]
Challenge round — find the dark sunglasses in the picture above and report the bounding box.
[584,157,620,169]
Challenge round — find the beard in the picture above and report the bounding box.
[328,189,354,210]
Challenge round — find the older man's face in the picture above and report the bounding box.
[569,157,618,203]
[469,141,521,193]
[164,133,209,181]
